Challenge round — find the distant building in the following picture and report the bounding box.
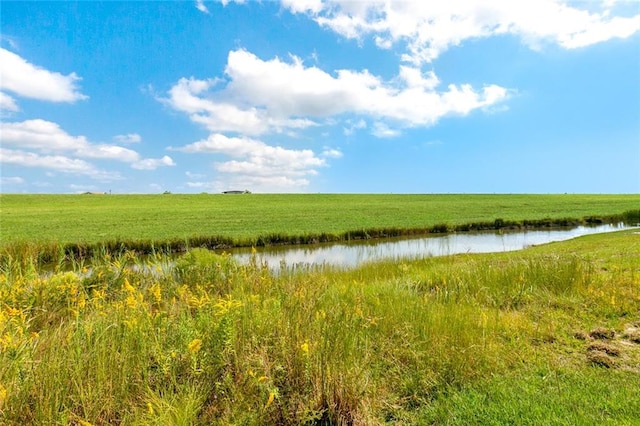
[222,190,250,194]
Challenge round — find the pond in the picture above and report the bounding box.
[228,223,634,270]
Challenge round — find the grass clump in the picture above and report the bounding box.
[0,230,639,424]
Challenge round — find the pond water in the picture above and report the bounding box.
[229,223,634,270]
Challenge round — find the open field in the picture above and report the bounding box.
[1,229,639,424]
[2,194,639,248]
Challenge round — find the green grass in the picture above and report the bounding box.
[1,229,639,424]
[2,193,639,244]
[2,194,639,262]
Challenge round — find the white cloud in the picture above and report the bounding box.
[165,49,508,135]
[0,176,25,185]
[0,120,175,173]
[284,0,640,64]
[372,122,401,138]
[165,75,318,135]
[343,118,367,135]
[132,156,176,170]
[1,119,137,161]
[0,148,121,181]
[173,133,327,191]
[281,0,324,14]
[195,0,209,13]
[217,0,246,6]
[0,92,19,113]
[113,133,142,144]
[322,147,343,158]
[0,48,87,102]
[186,171,206,179]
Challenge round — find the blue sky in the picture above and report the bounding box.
[1,0,639,194]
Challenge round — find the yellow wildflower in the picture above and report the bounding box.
[300,341,310,355]
[123,278,135,293]
[265,391,275,408]
[0,383,6,408]
[188,338,203,354]
[150,283,162,303]
[125,294,138,309]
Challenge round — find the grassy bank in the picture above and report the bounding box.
[2,193,639,261]
[1,230,639,424]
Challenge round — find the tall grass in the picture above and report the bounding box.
[1,230,639,424]
[2,209,638,265]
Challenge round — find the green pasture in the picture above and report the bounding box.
[2,193,639,245]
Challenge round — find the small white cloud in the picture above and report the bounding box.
[217,0,246,6]
[374,36,393,49]
[0,92,19,113]
[321,147,343,158]
[1,176,25,185]
[186,171,206,179]
[372,122,401,138]
[113,133,141,144]
[0,48,87,103]
[195,0,209,14]
[132,155,176,170]
[281,0,324,14]
[343,118,367,135]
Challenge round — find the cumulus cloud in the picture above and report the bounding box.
[0,120,175,173]
[283,0,640,64]
[0,148,122,181]
[163,46,506,190]
[165,75,318,136]
[0,48,87,103]
[165,49,508,136]
[173,133,328,191]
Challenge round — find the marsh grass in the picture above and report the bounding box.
[1,231,639,424]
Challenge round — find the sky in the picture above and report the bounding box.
[0,0,639,194]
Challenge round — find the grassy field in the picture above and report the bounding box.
[1,193,639,246]
[1,193,639,424]
[1,229,639,424]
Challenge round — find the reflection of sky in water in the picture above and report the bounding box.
[231,223,632,270]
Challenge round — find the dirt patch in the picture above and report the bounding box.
[588,341,620,357]
[589,327,615,340]
[622,327,640,344]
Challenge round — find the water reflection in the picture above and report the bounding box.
[230,223,632,269]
